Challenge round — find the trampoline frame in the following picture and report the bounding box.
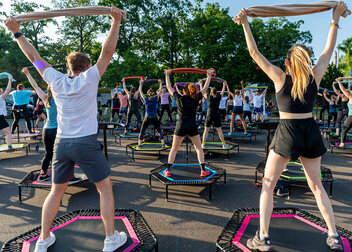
[17,169,89,203]
[1,209,158,252]
[126,142,171,161]
[255,160,333,199]
[216,207,352,252]
[115,132,149,145]
[149,163,226,201]
[224,132,256,144]
[0,143,29,156]
[329,141,352,155]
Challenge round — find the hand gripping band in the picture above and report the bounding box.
[13,6,126,23]
[169,68,216,77]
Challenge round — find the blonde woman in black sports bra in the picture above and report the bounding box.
[235,2,347,251]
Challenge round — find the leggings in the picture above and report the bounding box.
[159,104,173,121]
[341,116,352,143]
[244,111,252,123]
[111,108,120,120]
[11,105,33,133]
[320,104,329,120]
[327,112,337,128]
[126,109,141,130]
[139,117,164,140]
[335,109,348,129]
[42,128,57,173]
[119,107,127,120]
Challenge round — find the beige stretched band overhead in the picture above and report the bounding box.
[234,1,350,21]
[13,6,126,23]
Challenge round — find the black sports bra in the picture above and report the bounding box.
[276,75,317,113]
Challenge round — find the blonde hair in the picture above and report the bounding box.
[287,44,313,103]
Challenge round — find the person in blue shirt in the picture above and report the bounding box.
[138,79,165,148]
[9,83,35,134]
[22,67,58,181]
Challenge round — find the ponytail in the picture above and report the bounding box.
[184,83,198,100]
[47,86,53,107]
[287,44,314,103]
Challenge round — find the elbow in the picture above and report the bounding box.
[248,49,259,58]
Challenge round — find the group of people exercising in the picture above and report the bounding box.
[2,0,351,251]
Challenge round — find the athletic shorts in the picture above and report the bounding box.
[35,110,44,116]
[174,120,199,137]
[0,115,9,130]
[52,134,110,184]
[269,118,326,161]
[232,106,243,114]
[252,107,262,114]
[205,116,221,128]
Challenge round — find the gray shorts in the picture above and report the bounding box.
[52,134,110,184]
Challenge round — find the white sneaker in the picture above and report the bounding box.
[102,231,127,252]
[34,233,56,252]
[223,144,230,149]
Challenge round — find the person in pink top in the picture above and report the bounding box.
[118,89,128,122]
[159,88,173,122]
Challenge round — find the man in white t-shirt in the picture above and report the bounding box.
[6,7,126,252]
[252,88,267,122]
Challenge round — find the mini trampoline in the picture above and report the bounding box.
[329,142,352,154]
[149,163,226,201]
[1,209,158,252]
[126,142,171,161]
[255,160,333,198]
[18,166,89,203]
[193,142,238,159]
[216,207,352,252]
[224,132,256,144]
[115,132,149,145]
[0,143,29,155]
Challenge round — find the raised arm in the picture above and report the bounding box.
[21,67,48,104]
[96,7,124,77]
[5,17,51,77]
[262,88,268,97]
[323,91,333,104]
[240,80,244,97]
[220,81,226,97]
[134,78,141,98]
[313,2,347,85]
[199,79,207,98]
[226,82,235,99]
[175,84,182,95]
[1,76,12,99]
[165,70,175,97]
[200,69,213,95]
[249,90,253,103]
[234,9,285,90]
[157,79,162,98]
[336,78,352,100]
[332,82,346,98]
[122,79,130,96]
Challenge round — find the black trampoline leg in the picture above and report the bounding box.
[224,172,226,184]
[149,174,152,187]
[155,243,159,252]
[329,181,333,198]
[26,146,28,155]
[18,186,22,203]
[287,183,291,199]
[165,185,168,202]
[209,185,212,200]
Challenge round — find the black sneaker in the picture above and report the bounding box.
[247,231,272,251]
[38,173,51,182]
[7,146,14,152]
[326,234,343,251]
[69,177,81,184]
[276,186,289,197]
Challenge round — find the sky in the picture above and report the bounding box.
[1,0,351,59]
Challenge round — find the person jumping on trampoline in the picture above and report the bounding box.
[252,88,267,122]
[164,68,213,177]
[34,97,47,128]
[6,7,127,252]
[234,2,347,251]
[110,90,120,122]
[0,75,13,151]
[228,80,248,134]
[118,88,128,123]
[323,91,339,129]
[159,86,173,122]
[201,79,228,148]
[332,81,349,136]
[9,83,36,134]
[22,67,57,181]
[138,79,165,148]
[123,78,142,134]
[243,91,253,123]
[336,77,352,149]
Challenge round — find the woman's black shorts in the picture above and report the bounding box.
[269,118,326,161]
[174,120,199,137]
[205,116,221,128]
[35,110,44,116]
[0,115,9,130]
[232,106,243,114]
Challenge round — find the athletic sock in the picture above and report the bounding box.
[259,233,269,241]
[106,231,118,241]
[200,163,206,171]
[328,232,339,237]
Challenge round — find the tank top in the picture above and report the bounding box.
[112,97,120,109]
[341,100,348,111]
[0,96,6,116]
[160,93,170,105]
[243,103,251,111]
[348,102,352,116]
[144,96,158,118]
[44,99,58,129]
[253,95,263,108]
[329,102,337,113]
[276,75,317,113]
[35,100,44,112]
[119,95,128,108]
[207,94,221,117]
[128,94,138,111]
[234,95,243,106]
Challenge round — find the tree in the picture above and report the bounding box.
[320,63,343,90]
[338,37,352,76]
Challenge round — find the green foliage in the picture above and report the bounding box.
[338,37,352,76]
[320,63,343,89]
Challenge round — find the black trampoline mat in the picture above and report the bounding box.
[130,143,170,150]
[225,132,252,137]
[31,167,88,186]
[159,164,216,182]
[203,142,233,150]
[236,215,350,252]
[25,218,138,252]
[281,162,322,180]
[0,143,26,152]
